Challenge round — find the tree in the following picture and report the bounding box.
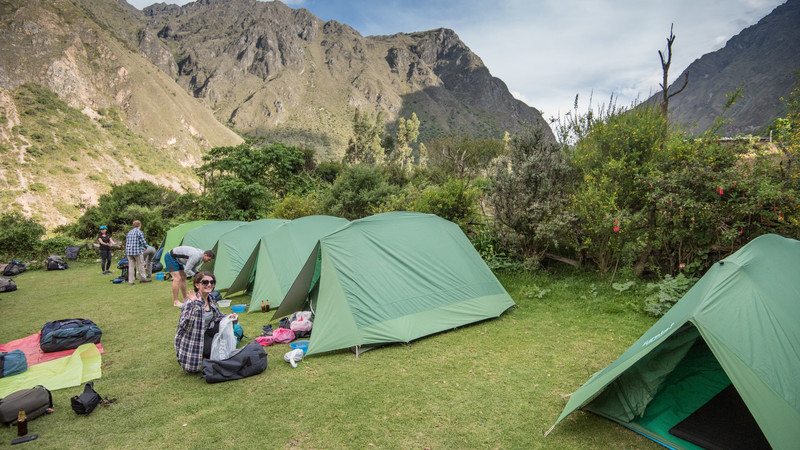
[489,126,576,264]
[195,142,312,220]
[395,113,420,171]
[659,24,689,120]
[345,108,385,166]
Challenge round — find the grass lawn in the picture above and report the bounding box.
[0,261,663,449]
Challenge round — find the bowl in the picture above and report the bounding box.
[217,299,231,308]
[155,272,165,280]
[290,340,310,353]
[230,304,246,313]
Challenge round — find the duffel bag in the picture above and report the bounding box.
[0,350,27,378]
[40,318,102,353]
[0,276,17,293]
[0,385,52,424]
[202,342,267,384]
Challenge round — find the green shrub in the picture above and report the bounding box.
[39,235,82,259]
[644,273,697,317]
[320,164,398,220]
[414,178,480,229]
[0,213,46,260]
[270,192,320,219]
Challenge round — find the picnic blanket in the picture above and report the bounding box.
[0,332,104,365]
[0,343,102,398]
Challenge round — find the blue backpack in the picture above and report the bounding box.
[0,350,27,378]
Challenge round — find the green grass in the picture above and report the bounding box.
[0,262,662,449]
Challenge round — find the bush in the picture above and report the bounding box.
[489,126,577,262]
[320,164,398,220]
[270,192,321,220]
[0,213,46,260]
[414,178,480,229]
[644,273,697,317]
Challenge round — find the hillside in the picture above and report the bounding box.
[0,0,243,227]
[653,0,800,135]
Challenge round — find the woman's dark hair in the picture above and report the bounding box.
[193,271,216,291]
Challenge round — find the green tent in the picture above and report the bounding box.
[159,220,213,266]
[550,234,800,450]
[272,212,516,355]
[180,221,246,253]
[232,215,349,311]
[206,218,288,291]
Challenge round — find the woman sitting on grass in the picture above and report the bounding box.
[174,271,238,373]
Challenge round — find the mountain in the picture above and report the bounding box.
[0,0,549,227]
[139,0,550,159]
[0,0,243,227]
[654,0,800,135]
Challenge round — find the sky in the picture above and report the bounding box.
[127,0,786,122]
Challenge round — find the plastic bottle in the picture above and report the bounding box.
[17,409,27,436]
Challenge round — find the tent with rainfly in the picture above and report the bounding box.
[204,218,288,291]
[549,234,800,450]
[271,211,516,356]
[180,221,246,254]
[227,215,349,310]
[159,220,213,267]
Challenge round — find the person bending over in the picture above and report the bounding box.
[174,271,237,374]
[164,246,215,307]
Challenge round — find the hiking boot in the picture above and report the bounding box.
[129,282,135,285]
[261,324,273,336]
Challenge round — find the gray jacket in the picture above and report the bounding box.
[169,246,205,277]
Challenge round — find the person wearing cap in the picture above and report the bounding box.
[165,246,215,307]
[97,225,118,275]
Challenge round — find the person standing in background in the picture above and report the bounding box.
[97,225,118,275]
[125,220,151,285]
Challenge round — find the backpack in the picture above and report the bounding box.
[202,342,267,384]
[0,385,52,425]
[45,255,68,271]
[150,260,164,273]
[0,276,17,293]
[40,319,102,353]
[65,244,89,260]
[2,260,27,276]
[0,350,27,378]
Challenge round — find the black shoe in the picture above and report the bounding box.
[140,279,151,283]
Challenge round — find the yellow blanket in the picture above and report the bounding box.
[0,344,101,397]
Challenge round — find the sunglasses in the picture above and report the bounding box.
[199,279,216,286]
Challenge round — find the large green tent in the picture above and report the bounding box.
[271,212,516,355]
[550,234,800,450]
[180,221,245,253]
[231,215,349,311]
[206,218,288,291]
[159,220,213,266]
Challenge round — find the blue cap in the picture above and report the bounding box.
[99,225,108,230]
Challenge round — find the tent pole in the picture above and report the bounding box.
[356,345,360,359]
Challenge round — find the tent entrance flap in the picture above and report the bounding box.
[589,329,765,450]
[271,243,321,320]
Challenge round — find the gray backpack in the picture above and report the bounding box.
[0,276,17,292]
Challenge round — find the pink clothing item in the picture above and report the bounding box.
[271,328,295,344]
[254,336,274,347]
[0,332,104,366]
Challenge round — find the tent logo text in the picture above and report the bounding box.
[642,322,675,348]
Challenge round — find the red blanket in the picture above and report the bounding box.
[0,333,104,366]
